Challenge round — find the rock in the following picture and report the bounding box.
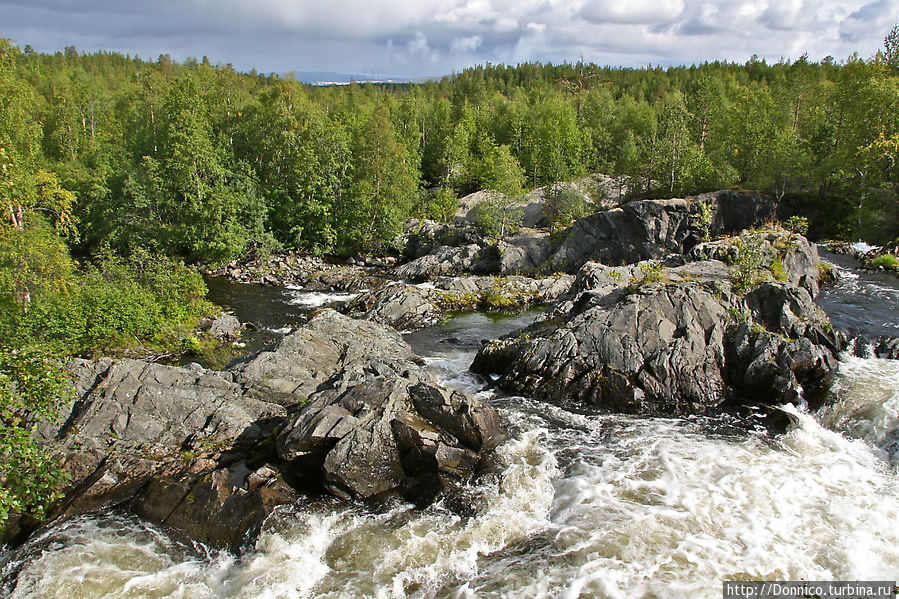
[208,313,242,339]
[473,251,840,415]
[347,274,575,332]
[408,383,508,451]
[875,338,899,360]
[550,198,694,271]
[549,191,776,272]
[18,310,508,551]
[496,231,553,274]
[393,244,495,281]
[689,231,822,295]
[347,283,445,331]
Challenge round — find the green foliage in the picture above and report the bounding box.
[730,234,768,293]
[770,257,788,282]
[414,186,458,223]
[0,345,72,528]
[1,239,215,356]
[23,249,214,355]
[340,107,419,253]
[473,144,525,238]
[2,34,899,265]
[693,199,714,242]
[869,253,899,270]
[817,260,836,283]
[784,216,809,236]
[543,183,595,232]
[638,262,665,285]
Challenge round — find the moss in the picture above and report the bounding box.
[770,257,788,282]
[817,261,836,283]
[481,287,520,310]
[726,306,750,323]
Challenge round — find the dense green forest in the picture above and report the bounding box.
[3,34,899,264]
[2,29,899,529]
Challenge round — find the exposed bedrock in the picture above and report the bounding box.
[9,311,507,551]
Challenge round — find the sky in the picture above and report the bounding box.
[1,0,897,80]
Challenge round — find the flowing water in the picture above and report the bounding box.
[3,258,899,598]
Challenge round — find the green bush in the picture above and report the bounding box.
[0,345,72,529]
[9,250,214,356]
[730,234,768,293]
[870,253,898,270]
[639,262,665,285]
[784,216,809,236]
[415,187,458,223]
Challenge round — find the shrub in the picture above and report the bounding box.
[0,345,72,530]
[870,253,898,270]
[14,250,215,356]
[415,187,458,223]
[784,216,809,236]
[730,234,767,293]
[639,262,665,285]
[543,183,594,232]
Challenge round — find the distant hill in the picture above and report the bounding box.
[289,71,422,85]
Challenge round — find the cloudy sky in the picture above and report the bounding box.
[1,0,897,79]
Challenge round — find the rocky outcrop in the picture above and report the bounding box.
[16,311,507,551]
[472,239,840,416]
[347,274,574,331]
[549,191,775,272]
[395,234,553,280]
[689,230,823,295]
[398,191,776,280]
[393,244,497,280]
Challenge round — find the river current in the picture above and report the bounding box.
[2,252,898,598]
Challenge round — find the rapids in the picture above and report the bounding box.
[2,255,898,599]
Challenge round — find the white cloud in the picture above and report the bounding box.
[839,0,898,42]
[450,35,484,53]
[580,0,685,24]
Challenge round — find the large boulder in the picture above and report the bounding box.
[16,311,508,551]
[472,248,840,416]
[549,191,776,272]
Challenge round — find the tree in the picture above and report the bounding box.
[0,346,72,529]
[883,24,899,70]
[473,144,525,238]
[235,81,348,253]
[342,107,418,252]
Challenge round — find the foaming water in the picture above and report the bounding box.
[3,512,235,598]
[4,306,899,598]
[284,290,359,308]
[819,354,899,465]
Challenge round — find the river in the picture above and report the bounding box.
[2,251,898,598]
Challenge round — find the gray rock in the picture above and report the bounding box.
[689,231,822,295]
[473,258,840,415]
[393,244,496,280]
[550,191,776,272]
[348,274,575,332]
[21,310,508,550]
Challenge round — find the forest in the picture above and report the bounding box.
[1,30,899,525]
